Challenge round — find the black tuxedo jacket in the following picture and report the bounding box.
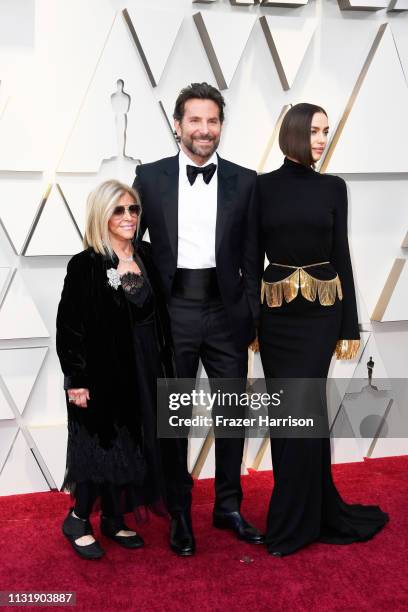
[133,153,260,350]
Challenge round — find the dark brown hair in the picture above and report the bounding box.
[279,103,328,167]
[173,82,225,123]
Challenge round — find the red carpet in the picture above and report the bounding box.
[1,456,407,612]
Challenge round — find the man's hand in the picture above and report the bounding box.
[67,388,90,408]
[249,336,259,353]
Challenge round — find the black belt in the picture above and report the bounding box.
[172,268,220,301]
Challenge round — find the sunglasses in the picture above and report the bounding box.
[112,203,141,217]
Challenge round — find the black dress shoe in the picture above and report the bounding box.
[213,511,265,544]
[62,508,105,560]
[170,514,195,556]
[100,515,144,549]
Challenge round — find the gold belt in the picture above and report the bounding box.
[261,261,343,308]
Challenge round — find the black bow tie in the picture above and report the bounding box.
[186,163,217,186]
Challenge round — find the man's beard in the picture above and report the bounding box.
[182,134,219,161]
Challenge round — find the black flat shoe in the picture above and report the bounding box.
[100,515,144,549]
[62,508,104,560]
[170,513,195,557]
[213,511,265,544]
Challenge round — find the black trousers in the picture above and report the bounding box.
[166,295,248,516]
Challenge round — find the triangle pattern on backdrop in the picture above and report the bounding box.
[24,184,82,256]
[338,1,387,9]
[0,92,46,172]
[331,431,364,464]
[123,7,184,87]
[327,331,370,464]
[29,424,68,491]
[0,429,49,495]
[0,422,18,472]
[55,181,90,237]
[328,331,371,459]
[259,16,316,90]
[0,271,49,339]
[330,331,371,389]
[193,11,256,89]
[388,0,408,8]
[57,154,145,237]
[58,13,175,172]
[189,435,215,479]
[323,24,408,173]
[258,104,291,173]
[333,333,391,459]
[261,1,309,5]
[371,258,405,321]
[159,100,180,150]
[382,259,408,322]
[0,347,48,415]
[0,267,12,301]
[251,436,272,472]
[0,385,15,420]
[0,178,46,254]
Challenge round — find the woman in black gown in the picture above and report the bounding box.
[56,180,175,559]
[258,103,388,556]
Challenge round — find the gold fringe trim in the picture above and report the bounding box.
[261,268,343,308]
[334,339,361,360]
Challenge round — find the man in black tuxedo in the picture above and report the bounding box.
[133,82,263,556]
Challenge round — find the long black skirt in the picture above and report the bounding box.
[259,295,389,556]
[62,317,166,519]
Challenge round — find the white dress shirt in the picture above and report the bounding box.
[177,148,218,269]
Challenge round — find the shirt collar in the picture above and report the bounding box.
[178,148,218,170]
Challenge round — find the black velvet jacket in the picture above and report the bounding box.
[56,241,175,446]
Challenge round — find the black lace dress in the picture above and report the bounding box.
[121,270,166,515]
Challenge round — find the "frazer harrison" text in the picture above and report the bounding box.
[168,415,314,428]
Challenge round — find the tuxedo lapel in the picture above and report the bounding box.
[159,155,179,261]
[216,155,238,254]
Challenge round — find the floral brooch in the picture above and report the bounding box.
[107,267,121,290]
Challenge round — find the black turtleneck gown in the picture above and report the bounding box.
[258,157,388,556]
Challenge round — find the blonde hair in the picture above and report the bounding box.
[83,180,141,256]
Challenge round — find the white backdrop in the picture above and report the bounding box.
[0,0,407,495]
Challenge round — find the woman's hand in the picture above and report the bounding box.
[334,339,360,360]
[67,388,90,408]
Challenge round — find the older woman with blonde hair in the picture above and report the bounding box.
[56,179,176,559]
